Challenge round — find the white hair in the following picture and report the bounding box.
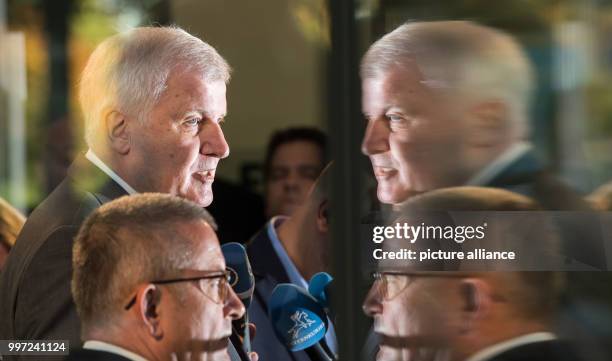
[361,21,534,138]
[79,26,231,148]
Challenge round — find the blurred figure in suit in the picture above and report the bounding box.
[247,163,335,361]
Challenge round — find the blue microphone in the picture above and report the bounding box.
[308,272,333,309]
[269,284,335,361]
[221,242,255,307]
[221,242,255,353]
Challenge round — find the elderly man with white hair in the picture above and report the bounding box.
[360,20,602,267]
[0,26,232,356]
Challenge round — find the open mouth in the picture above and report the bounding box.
[193,170,216,183]
[373,166,397,180]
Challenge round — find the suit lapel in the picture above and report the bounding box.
[248,222,291,285]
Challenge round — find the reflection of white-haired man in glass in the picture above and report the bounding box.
[68,193,244,361]
[360,21,588,212]
[0,26,232,350]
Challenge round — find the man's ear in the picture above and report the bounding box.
[139,285,163,340]
[465,101,509,147]
[105,110,131,155]
[458,278,491,333]
[316,199,329,233]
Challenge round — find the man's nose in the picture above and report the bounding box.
[283,171,300,190]
[224,287,245,320]
[201,122,230,159]
[362,119,390,156]
[362,283,383,317]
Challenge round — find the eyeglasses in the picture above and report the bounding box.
[371,271,467,301]
[124,270,231,310]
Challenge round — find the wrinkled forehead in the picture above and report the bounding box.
[361,62,454,116]
[363,62,428,94]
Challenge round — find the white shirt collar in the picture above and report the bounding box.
[83,340,149,361]
[267,216,308,289]
[465,332,557,361]
[85,149,138,195]
[466,141,532,186]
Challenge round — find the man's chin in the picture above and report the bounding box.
[376,183,414,205]
[200,194,213,208]
[185,188,213,207]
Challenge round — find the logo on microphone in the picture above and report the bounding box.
[288,310,315,338]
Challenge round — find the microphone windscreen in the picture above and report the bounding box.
[222,242,255,308]
[308,272,333,308]
[269,283,328,351]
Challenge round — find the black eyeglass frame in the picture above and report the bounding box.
[124,270,231,310]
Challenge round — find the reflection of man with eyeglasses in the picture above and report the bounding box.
[364,270,576,361]
[362,187,585,361]
[67,193,247,361]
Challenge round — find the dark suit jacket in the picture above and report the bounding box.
[0,155,128,360]
[485,149,587,210]
[483,149,606,269]
[246,220,330,361]
[63,349,132,361]
[484,339,583,361]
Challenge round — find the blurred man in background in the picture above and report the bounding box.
[0,25,231,350]
[264,127,327,218]
[247,163,335,361]
[68,193,245,361]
